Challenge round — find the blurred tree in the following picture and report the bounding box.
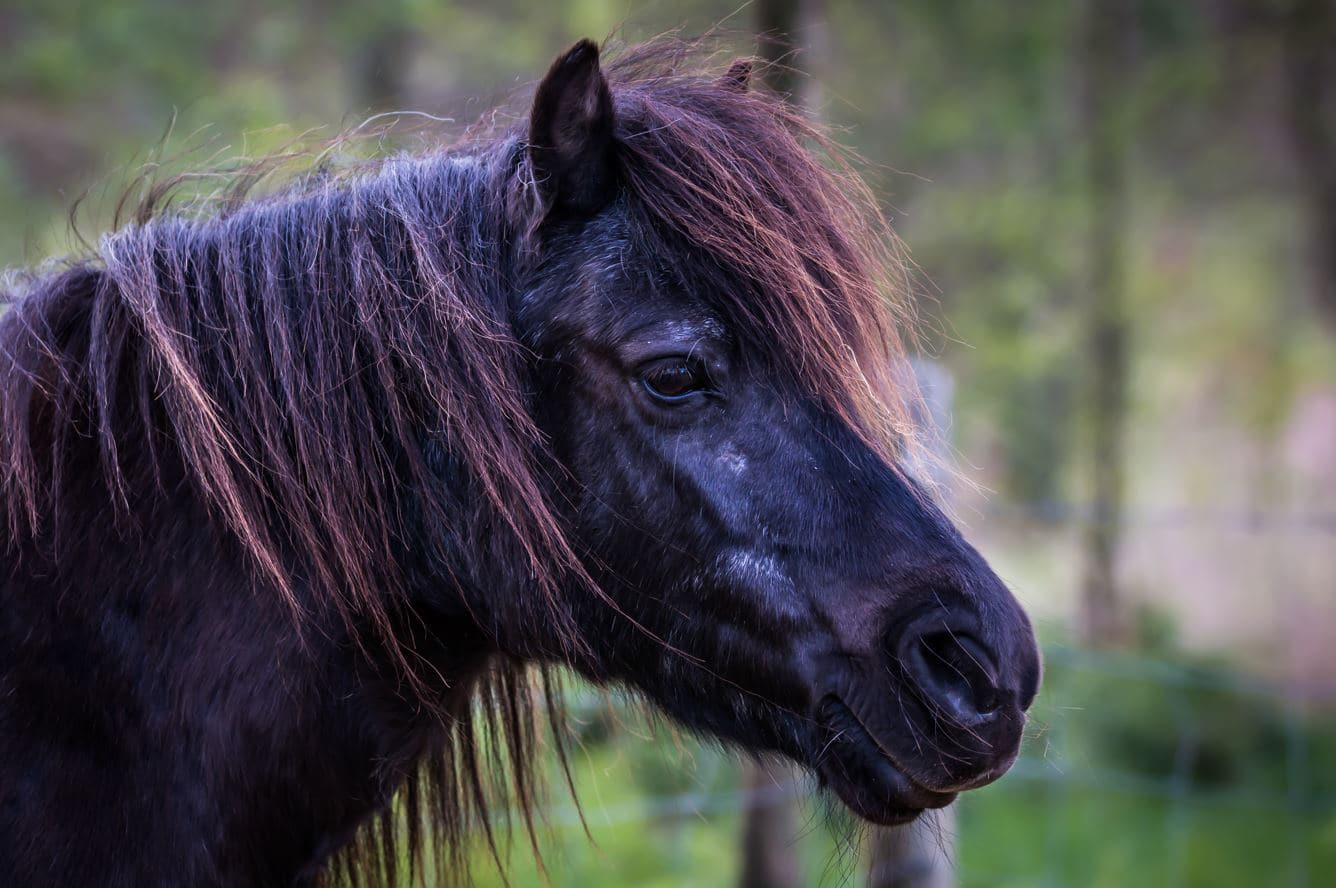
[756,0,802,100]
[737,758,800,888]
[737,4,812,887]
[820,0,1083,510]
[755,0,828,109]
[1282,0,1336,333]
[1079,0,1135,646]
[6,4,1336,880]
[868,365,958,888]
[867,822,953,888]
[348,5,416,113]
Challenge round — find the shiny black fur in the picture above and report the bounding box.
[1,40,1039,886]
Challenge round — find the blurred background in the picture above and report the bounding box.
[3,0,1334,885]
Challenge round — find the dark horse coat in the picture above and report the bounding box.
[0,39,1040,886]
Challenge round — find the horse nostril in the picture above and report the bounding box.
[907,630,1001,724]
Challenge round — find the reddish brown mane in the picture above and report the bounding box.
[605,42,918,458]
[0,37,918,886]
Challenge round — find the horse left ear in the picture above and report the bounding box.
[529,39,616,216]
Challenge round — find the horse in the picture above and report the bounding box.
[0,38,1040,887]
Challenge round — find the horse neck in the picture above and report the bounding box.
[1,439,494,886]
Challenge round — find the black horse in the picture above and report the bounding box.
[0,39,1040,887]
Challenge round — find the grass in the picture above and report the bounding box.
[445,640,1336,886]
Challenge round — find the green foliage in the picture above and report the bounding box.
[456,642,1336,887]
[4,2,1334,884]
[4,1,1328,493]
[958,635,1336,888]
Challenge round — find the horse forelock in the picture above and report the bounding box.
[603,40,922,468]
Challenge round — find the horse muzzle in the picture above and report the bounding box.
[807,600,1040,823]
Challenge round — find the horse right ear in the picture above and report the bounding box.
[528,39,617,217]
[721,58,753,93]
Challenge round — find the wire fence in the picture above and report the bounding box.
[498,490,1336,887]
[478,361,1336,886]
[979,502,1336,535]
[520,631,1336,888]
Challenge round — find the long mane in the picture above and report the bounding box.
[0,37,917,885]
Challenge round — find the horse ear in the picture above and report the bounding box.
[721,58,752,93]
[529,39,616,216]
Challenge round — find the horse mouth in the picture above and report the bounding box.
[812,695,957,825]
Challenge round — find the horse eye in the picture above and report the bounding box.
[641,359,708,402]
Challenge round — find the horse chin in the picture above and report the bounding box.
[812,696,957,826]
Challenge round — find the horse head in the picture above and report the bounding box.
[505,41,1041,824]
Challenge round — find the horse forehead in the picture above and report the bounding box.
[623,315,723,345]
[569,261,725,344]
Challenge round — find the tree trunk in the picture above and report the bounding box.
[1079,0,1135,647]
[737,759,802,888]
[756,0,803,100]
[738,6,820,886]
[1282,0,1336,333]
[756,0,827,108]
[867,361,958,888]
[354,19,413,113]
[867,809,955,888]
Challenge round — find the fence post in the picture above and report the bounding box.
[868,358,957,888]
[738,758,802,888]
[867,810,955,888]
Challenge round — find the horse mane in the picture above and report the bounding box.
[0,37,917,885]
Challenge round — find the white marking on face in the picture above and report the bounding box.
[700,317,726,338]
[655,319,709,342]
[717,444,748,475]
[723,550,803,620]
[727,550,783,583]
